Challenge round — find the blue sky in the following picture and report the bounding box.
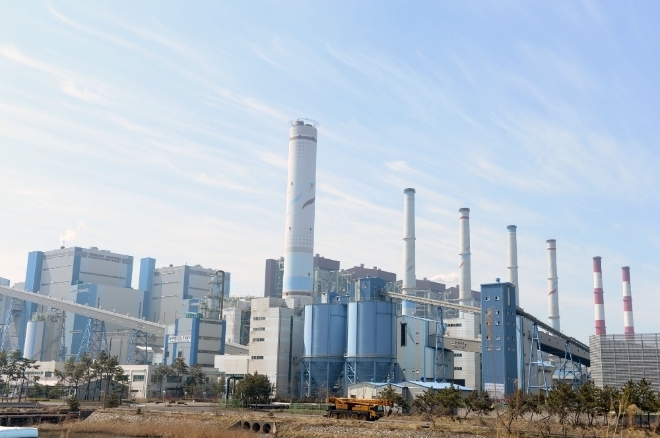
[1,1,659,343]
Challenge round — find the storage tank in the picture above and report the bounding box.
[23,320,45,361]
[301,303,347,397]
[345,300,396,384]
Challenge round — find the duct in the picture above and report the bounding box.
[402,188,416,316]
[547,240,560,331]
[593,257,606,336]
[622,267,634,335]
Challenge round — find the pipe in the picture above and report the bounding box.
[283,120,318,298]
[593,257,606,336]
[622,267,634,335]
[507,225,519,305]
[458,208,471,306]
[402,188,416,316]
[547,240,560,331]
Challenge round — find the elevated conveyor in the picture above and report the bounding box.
[381,290,590,365]
[0,286,165,336]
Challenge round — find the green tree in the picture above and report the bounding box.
[436,385,463,418]
[186,364,206,397]
[636,379,657,428]
[113,366,129,403]
[464,390,493,418]
[379,384,409,412]
[212,375,226,399]
[172,357,189,397]
[67,395,80,411]
[546,381,578,434]
[152,365,171,399]
[236,372,272,406]
[577,381,599,426]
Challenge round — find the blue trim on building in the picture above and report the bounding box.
[125,256,134,288]
[71,247,82,285]
[25,251,44,293]
[139,258,156,320]
[189,317,200,365]
[219,320,226,355]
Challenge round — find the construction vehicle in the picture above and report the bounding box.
[325,397,393,421]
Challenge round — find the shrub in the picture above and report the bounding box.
[67,396,81,411]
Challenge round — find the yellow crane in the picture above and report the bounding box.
[325,397,393,421]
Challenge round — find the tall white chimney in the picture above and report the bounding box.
[622,266,634,335]
[282,120,318,298]
[547,239,560,331]
[593,256,606,336]
[402,188,416,316]
[458,208,471,306]
[507,225,519,305]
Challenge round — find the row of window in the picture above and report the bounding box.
[42,264,72,271]
[253,327,265,331]
[447,323,463,327]
[251,356,264,360]
[252,338,265,342]
[486,346,517,352]
[253,316,265,321]
[485,335,516,341]
[80,271,126,281]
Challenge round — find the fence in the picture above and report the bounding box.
[289,403,329,415]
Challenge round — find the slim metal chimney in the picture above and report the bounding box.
[458,208,471,306]
[402,188,416,316]
[593,256,606,335]
[622,266,634,335]
[507,225,519,305]
[547,240,560,331]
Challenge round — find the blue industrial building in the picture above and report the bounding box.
[481,281,518,397]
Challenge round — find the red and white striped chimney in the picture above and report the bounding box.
[593,257,606,336]
[622,266,634,335]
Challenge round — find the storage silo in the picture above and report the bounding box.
[345,299,397,385]
[301,303,347,397]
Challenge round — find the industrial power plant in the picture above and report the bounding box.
[0,118,658,400]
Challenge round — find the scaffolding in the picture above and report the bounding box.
[558,341,585,388]
[590,333,660,392]
[126,330,150,365]
[0,298,23,352]
[527,323,551,395]
[76,318,108,361]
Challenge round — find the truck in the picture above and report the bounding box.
[325,397,393,421]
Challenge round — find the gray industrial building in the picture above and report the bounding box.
[590,333,660,393]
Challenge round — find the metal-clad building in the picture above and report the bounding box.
[481,282,518,397]
[590,333,660,392]
[300,303,347,397]
[345,300,396,385]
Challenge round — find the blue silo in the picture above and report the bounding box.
[300,303,347,397]
[345,298,397,385]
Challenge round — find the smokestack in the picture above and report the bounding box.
[507,225,519,305]
[282,119,318,298]
[458,208,471,306]
[402,188,416,316]
[593,256,606,336]
[622,267,634,335]
[547,240,560,331]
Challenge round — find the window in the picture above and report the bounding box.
[485,296,490,301]
[495,321,501,326]
[133,375,145,382]
[447,323,462,327]
[495,296,500,301]
[167,376,182,383]
[495,335,501,340]
[454,353,462,357]
[252,338,265,342]
[496,346,501,351]
[251,356,264,360]
[400,323,407,347]
[496,310,500,315]
[44,371,52,378]
[253,316,265,321]
[252,327,265,331]
[178,351,183,358]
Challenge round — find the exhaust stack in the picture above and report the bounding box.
[402,188,416,316]
[458,208,471,306]
[593,256,606,336]
[622,267,635,335]
[507,225,519,305]
[282,120,318,298]
[547,240,560,331]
